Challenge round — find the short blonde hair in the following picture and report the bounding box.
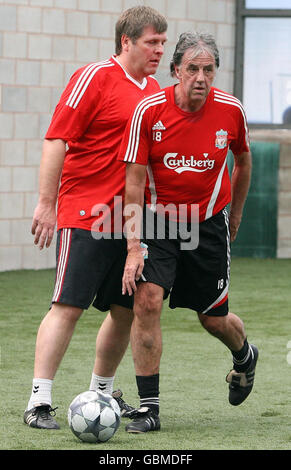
[115,6,167,55]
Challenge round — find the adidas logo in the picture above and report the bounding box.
[25,410,37,425]
[152,120,166,131]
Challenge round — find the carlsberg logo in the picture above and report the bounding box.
[163,153,215,173]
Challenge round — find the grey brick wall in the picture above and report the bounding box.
[0,0,237,270]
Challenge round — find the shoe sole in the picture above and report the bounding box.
[126,429,144,433]
[126,427,160,433]
[126,422,161,433]
[24,420,60,429]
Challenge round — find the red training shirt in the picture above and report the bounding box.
[45,56,160,231]
[118,86,250,222]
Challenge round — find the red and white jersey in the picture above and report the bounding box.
[45,56,160,231]
[118,86,250,222]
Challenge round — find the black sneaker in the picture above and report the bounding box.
[226,344,259,406]
[23,405,60,429]
[112,389,135,417]
[125,407,160,433]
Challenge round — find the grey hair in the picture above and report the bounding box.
[170,32,220,77]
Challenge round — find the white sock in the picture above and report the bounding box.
[89,373,114,395]
[27,378,53,410]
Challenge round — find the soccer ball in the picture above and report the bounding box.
[68,390,120,443]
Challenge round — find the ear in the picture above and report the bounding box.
[174,64,182,80]
[121,34,131,52]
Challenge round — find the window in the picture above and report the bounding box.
[235,0,291,127]
[246,0,291,7]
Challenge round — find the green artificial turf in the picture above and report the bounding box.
[0,258,291,451]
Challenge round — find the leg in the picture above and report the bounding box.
[130,282,164,376]
[198,310,258,406]
[125,282,164,433]
[197,311,246,351]
[34,303,83,379]
[92,305,133,378]
[24,302,83,429]
[172,210,258,406]
[90,305,135,416]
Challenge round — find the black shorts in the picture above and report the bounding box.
[141,208,230,316]
[52,228,133,312]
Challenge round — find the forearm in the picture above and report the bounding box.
[230,152,252,218]
[38,139,66,206]
[122,163,147,295]
[124,164,146,250]
[32,139,66,248]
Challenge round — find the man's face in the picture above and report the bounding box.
[175,48,216,110]
[125,26,167,80]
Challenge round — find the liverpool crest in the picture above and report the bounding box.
[215,129,228,149]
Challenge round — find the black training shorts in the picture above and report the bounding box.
[52,228,133,312]
[141,208,230,316]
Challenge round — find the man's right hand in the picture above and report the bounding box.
[122,245,144,296]
[31,202,56,250]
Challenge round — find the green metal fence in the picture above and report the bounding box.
[227,141,280,258]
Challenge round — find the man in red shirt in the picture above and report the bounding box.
[119,32,258,433]
[23,6,167,430]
